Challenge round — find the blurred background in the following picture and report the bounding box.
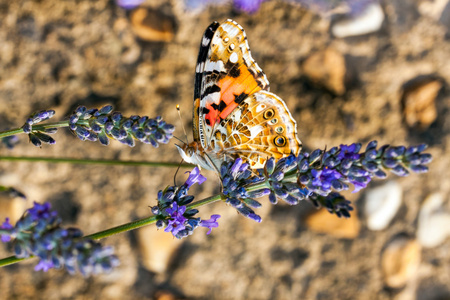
[0,0,449,299]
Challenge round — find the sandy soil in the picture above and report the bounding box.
[0,0,449,299]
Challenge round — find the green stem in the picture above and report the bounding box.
[0,191,225,268]
[0,121,70,138]
[0,156,191,168]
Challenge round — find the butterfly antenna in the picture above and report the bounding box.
[176,105,189,144]
[174,158,184,186]
[173,135,186,144]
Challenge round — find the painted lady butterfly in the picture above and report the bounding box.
[176,19,302,171]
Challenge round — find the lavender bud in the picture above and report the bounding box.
[97,132,109,146]
[419,153,432,164]
[75,106,86,116]
[391,165,409,177]
[111,112,122,124]
[298,158,310,173]
[34,132,56,145]
[28,134,42,147]
[382,158,398,169]
[121,119,133,130]
[98,105,114,115]
[22,123,32,134]
[309,149,322,164]
[410,165,428,173]
[247,189,271,198]
[269,192,278,204]
[243,198,262,208]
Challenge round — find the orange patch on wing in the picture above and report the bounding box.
[204,103,219,126]
[217,65,260,120]
[219,103,237,120]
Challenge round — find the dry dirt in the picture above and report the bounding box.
[0,0,449,299]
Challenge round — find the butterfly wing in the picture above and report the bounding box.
[193,19,270,149]
[210,90,302,169]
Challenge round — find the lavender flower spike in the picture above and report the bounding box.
[68,105,174,147]
[21,109,57,147]
[152,167,221,239]
[0,202,119,276]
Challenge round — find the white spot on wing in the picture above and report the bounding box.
[205,60,226,72]
[249,125,263,139]
[230,52,238,64]
[202,36,210,46]
[196,62,204,73]
[256,104,266,113]
[204,92,221,106]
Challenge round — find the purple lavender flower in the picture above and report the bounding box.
[0,202,119,276]
[257,141,431,218]
[34,260,54,272]
[115,0,144,10]
[69,105,174,148]
[185,167,207,189]
[164,203,188,236]
[0,218,13,242]
[234,0,264,13]
[220,158,268,222]
[265,156,311,205]
[1,135,20,149]
[337,143,361,161]
[200,215,221,234]
[153,167,221,238]
[310,168,343,192]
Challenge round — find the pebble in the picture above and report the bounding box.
[332,2,385,38]
[381,236,421,288]
[304,206,360,239]
[130,7,176,42]
[418,0,449,21]
[364,181,402,231]
[302,47,346,95]
[0,192,27,224]
[417,193,450,248]
[402,78,442,129]
[136,225,182,273]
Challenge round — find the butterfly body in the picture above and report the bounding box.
[177,20,301,171]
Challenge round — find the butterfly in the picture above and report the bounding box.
[176,19,301,172]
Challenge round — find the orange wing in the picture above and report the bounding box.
[193,19,270,149]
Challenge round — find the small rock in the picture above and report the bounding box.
[302,47,347,95]
[439,1,450,29]
[332,2,385,38]
[402,78,442,129]
[418,0,449,20]
[381,236,421,288]
[136,225,182,273]
[364,181,402,231]
[121,44,141,64]
[130,7,176,42]
[417,193,450,248]
[0,191,27,224]
[155,290,177,300]
[304,206,360,239]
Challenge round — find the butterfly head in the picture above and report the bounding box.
[176,141,218,171]
[175,142,198,165]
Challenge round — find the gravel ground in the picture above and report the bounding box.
[0,0,449,299]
